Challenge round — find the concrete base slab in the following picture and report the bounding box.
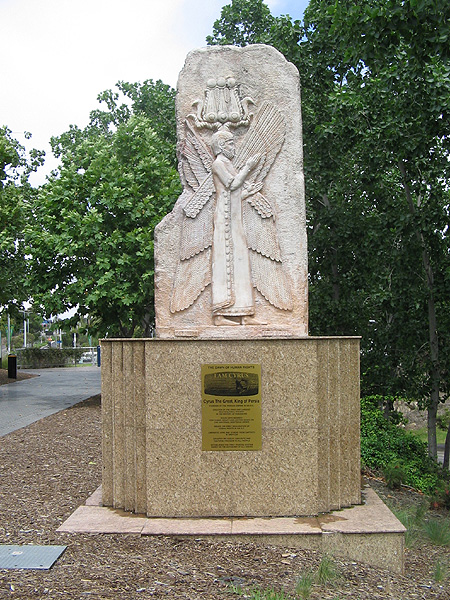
[57,485,405,573]
[58,505,148,534]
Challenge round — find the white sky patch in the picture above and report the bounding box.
[0,0,307,186]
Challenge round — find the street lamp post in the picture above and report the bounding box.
[7,314,11,354]
[22,310,30,348]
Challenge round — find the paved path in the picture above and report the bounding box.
[437,444,446,465]
[0,366,101,437]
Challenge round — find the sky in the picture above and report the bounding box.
[0,0,308,186]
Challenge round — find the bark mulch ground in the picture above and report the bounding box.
[0,369,36,386]
[0,390,449,599]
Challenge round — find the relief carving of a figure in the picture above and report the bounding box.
[169,77,292,325]
[210,130,262,325]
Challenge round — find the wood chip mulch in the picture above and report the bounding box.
[0,392,449,599]
[0,369,36,386]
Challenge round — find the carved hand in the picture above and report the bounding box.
[241,181,263,200]
[246,153,262,171]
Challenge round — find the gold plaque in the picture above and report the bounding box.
[202,364,262,451]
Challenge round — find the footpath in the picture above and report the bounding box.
[0,366,101,437]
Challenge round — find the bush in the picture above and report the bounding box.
[430,482,450,510]
[361,395,446,494]
[16,348,85,368]
[436,409,450,432]
[382,462,407,490]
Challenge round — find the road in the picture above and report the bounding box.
[437,444,446,465]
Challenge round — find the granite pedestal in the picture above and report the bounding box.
[101,337,360,517]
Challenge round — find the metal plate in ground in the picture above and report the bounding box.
[0,545,66,569]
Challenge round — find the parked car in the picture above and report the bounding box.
[79,352,95,364]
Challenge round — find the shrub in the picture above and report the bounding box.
[16,348,85,368]
[361,395,446,494]
[382,462,407,490]
[429,482,450,510]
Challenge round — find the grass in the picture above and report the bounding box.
[433,559,449,582]
[410,426,447,445]
[295,571,314,599]
[230,556,340,600]
[315,555,339,585]
[294,555,340,598]
[394,503,429,547]
[423,518,450,546]
[395,510,421,547]
[230,586,293,599]
[394,505,450,548]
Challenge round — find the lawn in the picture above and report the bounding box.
[410,427,447,445]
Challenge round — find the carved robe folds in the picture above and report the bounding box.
[211,156,254,316]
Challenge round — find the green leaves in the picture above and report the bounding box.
[26,82,180,337]
[361,395,442,493]
[206,0,275,46]
[0,127,44,313]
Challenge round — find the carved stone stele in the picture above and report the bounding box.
[155,45,308,339]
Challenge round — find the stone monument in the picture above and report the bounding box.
[100,45,404,572]
[155,45,307,339]
[102,43,361,515]
[102,45,404,571]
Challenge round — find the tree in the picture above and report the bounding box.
[303,0,450,459]
[26,81,180,337]
[206,0,275,46]
[0,126,44,314]
[85,79,177,165]
[208,0,450,460]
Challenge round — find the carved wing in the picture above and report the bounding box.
[243,200,280,260]
[180,119,215,218]
[234,101,286,185]
[180,193,214,259]
[183,175,214,219]
[171,120,214,312]
[245,190,273,218]
[243,201,292,310]
[249,250,293,311]
[237,102,292,311]
[170,248,212,313]
[179,119,214,189]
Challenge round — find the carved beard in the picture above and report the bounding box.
[222,147,235,160]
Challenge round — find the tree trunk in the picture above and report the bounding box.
[119,319,135,338]
[141,310,154,337]
[383,396,395,421]
[427,397,438,460]
[426,284,440,459]
[443,422,450,471]
[398,160,440,459]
